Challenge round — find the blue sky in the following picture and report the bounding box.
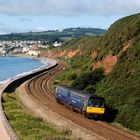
[0,0,140,34]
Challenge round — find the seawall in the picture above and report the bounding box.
[0,58,57,140]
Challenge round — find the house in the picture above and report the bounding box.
[53,41,62,47]
[22,46,30,53]
[27,50,40,56]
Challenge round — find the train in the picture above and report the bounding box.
[55,85,105,118]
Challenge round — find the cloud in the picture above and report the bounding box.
[18,17,31,22]
[0,26,16,34]
[0,22,5,26]
[0,25,24,34]
[0,0,139,17]
[0,25,48,34]
[35,27,48,32]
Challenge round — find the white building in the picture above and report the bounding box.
[27,50,40,56]
[0,47,3,53]
[0,47,6,54]
[22,47,30,53]
[53,41,62,47]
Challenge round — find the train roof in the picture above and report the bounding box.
[56,85,104,99]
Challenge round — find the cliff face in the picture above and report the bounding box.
[41,13,140,132]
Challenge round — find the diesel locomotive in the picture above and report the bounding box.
[55,85,105,118]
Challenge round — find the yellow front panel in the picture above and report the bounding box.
[86,107,105,114]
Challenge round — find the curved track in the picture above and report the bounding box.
[25,62,140,140]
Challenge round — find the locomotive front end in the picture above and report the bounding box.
[86,97,105,116]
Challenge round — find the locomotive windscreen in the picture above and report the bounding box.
[88,98,104,107]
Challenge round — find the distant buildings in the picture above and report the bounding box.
[53,41,62,47]
[22,46,30,53]
[0,40,62,56]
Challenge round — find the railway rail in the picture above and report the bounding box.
[25,62,140,140]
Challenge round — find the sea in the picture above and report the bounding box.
[0,56,48,84]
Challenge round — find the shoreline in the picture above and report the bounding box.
[8,53,39,59]
[0,57,57,140]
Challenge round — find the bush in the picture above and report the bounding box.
[66,72,77,80]
[72,68,104,90]
[85,85,96,93]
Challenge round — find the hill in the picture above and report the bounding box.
[0,27,106,42]
[40,13,140,133]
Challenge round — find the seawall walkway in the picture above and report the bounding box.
[0,83,12,140]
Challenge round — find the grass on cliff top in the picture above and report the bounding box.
[2,92,76,140]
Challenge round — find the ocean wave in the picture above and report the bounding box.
[13,59,51,80]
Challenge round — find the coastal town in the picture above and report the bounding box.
[0,40,62,56]
[0,1,140,140]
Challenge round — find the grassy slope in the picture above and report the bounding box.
[41,13,140,133]
[2,92,74,140]
[96,13,140,132]
[97,44,140,132]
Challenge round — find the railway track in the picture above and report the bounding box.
[25,62,140,140]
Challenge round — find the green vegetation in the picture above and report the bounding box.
[72,68,104,91]
[96,44,140,132]
[2,92,75,140]
[0,27,106,41]
[96,13,140,60]
[42,13,140,133]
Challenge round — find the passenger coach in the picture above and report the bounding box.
[55,85,105,118]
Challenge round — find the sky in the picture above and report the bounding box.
[0,0,140,34]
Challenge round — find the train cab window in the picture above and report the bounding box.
[88,98,104,107]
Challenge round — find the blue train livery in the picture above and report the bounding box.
[55,85,105,118]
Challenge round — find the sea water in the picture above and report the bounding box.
[0,56,47,84]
